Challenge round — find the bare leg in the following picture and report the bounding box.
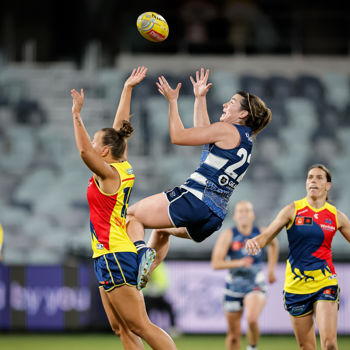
[107,285,177,350]
[100,288,144,349]
[148,228,190,272]
[314,301,338,350]
[127,193,173,242]
[289,313,316,350]
[225,311,243,350]
[243,291,266,348]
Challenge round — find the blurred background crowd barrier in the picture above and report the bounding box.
[1,262,350,334]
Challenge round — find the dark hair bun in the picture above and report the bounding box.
[118,120,134,139]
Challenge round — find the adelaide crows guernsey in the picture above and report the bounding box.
[87,161,137,258]
[226,227,265,294]
[181,125,253,219]
[284,197,338,294]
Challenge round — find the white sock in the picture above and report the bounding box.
[246,345,257,350]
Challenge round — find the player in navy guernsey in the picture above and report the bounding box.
[212,201,278,350]
[127,68,272,289]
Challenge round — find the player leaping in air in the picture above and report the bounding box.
[126,68,272,289]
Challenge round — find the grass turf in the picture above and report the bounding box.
[1,333,350,349]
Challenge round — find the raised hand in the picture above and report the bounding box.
[71,88,84,114]
[124,66,148,88]
[156,75,182,102]
[245,238,261,256]
[190,68,212,98]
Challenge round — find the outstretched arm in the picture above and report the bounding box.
[246,203,294,256]
[266,237,279,283]
[71,89,117,181]
[190,68,212,127]
[337,210,350,244]
[211,228,253,270]
[157,75,231,146]
[113,66,148,130]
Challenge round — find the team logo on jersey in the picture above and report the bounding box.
[218,174,229,186]
[325,218,332,224]
[96,243,104,250]
[231,241,244,251]
[295,217,313,225]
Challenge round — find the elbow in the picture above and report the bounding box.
[170,134,179,145]
[211,261,219,270]
[79,149,91,161]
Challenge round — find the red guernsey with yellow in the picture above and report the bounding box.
[284,197,338,294]
[87,161,137,258]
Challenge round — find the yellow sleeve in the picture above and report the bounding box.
[0,224,3,250]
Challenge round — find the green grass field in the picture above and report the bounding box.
[1,334,350,349]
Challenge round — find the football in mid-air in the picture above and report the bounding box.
[136,12,169,42]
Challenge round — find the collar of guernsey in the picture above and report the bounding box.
[284,197,339,294]
[87,161,136,258]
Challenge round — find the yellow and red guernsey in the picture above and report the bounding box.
[284,197,338,294]
[87,161,137,258]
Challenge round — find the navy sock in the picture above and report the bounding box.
[134,240,146,253]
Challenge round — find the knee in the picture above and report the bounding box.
[110,322,122,337]
[227,330,241,345]
[322,337,337,350]
[124,319,148,338]
[245,315,259,329]
[153,229,170,240]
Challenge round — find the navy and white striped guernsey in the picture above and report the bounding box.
[181,124,253,220]
[225,226,265,295]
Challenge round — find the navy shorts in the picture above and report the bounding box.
[283,285,339,317]
[94,252,138,292]
[165,186,223,242]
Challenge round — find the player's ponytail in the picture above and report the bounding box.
[237,91,272,136]
[101,120,134,160]
[117,120,134,139]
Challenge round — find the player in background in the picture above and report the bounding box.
[246,164,350,350]
[71,66,177,350]
[211,201,278,350]
[0,223,3,262]
[127,68,272,289]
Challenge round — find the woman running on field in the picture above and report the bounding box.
[127,68,272,289]
[246,164,350,350]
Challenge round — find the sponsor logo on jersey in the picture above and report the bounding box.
[96,243,104,250]
[126,168,134,175]
[295,216,313,225]
[231,241,244,251]
[245,132,253,143]
[314,213,319,219]
[320,223,336,231]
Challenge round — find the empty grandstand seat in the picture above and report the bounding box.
[321,72,350,110]
[240,74,266,100]
[265,75,293,100]
[210,71,239,102]
[294,74,325,102]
